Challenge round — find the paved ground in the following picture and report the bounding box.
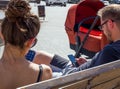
[0,1,76,59]
[31,2,75,59]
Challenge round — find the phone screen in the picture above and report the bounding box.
[25,50,36,62]
[68,54,76,67]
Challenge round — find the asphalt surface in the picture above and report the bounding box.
[0,2,75,59]
[31,2,75,59]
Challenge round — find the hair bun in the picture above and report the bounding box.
[5,0,31,22]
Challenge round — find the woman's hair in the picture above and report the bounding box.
[1,0,40,48]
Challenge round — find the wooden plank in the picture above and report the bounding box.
[113,85,120,89]
[57,79,89,89]
[60,68,120,89]
[90,68,120,87]
[17,60,120,89]
[91,77,120,89]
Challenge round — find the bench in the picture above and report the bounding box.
[17,60,120,89]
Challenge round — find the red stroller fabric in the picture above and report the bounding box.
[65,4,78,46]
[65,0,109,57]
[75,0,107,53]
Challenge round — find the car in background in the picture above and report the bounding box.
[109,0,120,4]
[29,0,41,4]
[0,0,10,10]
[116,0,120,4]
[45,0,67,6]
[68,0,80,3]
[103,1,110,5]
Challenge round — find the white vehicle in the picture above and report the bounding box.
[45,0,67,6]
[103,1,110,6]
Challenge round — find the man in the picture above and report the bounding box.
[62,4,120,74]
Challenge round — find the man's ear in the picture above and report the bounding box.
[108,20,114,29]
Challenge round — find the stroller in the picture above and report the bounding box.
[65,0,109,58]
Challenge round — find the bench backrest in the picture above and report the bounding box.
[17,60,120,89]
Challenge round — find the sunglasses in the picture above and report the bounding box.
[31,38,38,48]
[98,20,115,30]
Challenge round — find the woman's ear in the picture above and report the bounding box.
[24,38,35,48]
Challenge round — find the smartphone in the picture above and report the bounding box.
[25,50,36,62]
[68,54,77,67]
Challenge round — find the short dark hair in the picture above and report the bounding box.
[97,4,120,21]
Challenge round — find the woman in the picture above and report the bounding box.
[0,0,52,89]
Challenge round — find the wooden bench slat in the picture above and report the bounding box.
[90,68,120,87]
[113,85,120,89]
[57,79,89,89]
[92,76,120,89]
[53,68,120,89]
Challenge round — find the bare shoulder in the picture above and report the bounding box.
[29,62,52,81]
[41,64,52,81]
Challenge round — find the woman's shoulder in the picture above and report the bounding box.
[40,64,52,81]
[30,62,52,81]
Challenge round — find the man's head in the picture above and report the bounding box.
[97,4,120,42]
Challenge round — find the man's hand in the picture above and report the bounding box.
[76,57,87,65]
